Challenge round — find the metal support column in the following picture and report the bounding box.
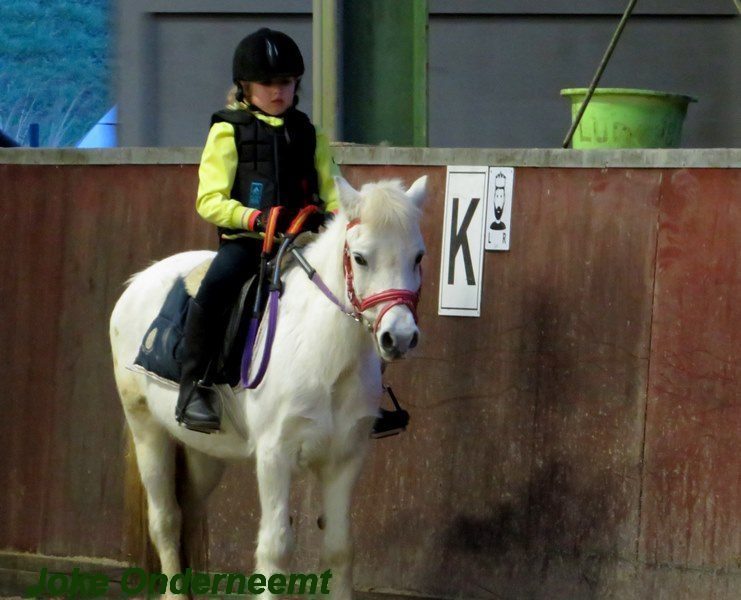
[312,0,340,140]
[340,0,428,146]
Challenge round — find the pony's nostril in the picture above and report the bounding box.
[410,332,419,349]
[381,331,395,351]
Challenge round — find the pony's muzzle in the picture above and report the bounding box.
[377,309,419,360]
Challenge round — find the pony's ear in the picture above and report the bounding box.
[406,175,428,208]
[334,176,362,218]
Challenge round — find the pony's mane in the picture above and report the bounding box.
[357,179,420,232]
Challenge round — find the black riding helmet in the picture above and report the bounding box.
[233,28,305,84]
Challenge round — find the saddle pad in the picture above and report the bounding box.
[132,270,258,387]
[133,277,190,384]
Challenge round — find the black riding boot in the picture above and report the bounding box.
[175,299,220,433]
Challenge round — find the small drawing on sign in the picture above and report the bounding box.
[485,167,514,252]
[490,173,507,231]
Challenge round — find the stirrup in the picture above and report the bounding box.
[371,385,410,439]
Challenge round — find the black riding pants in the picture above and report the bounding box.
[194,238,262,321]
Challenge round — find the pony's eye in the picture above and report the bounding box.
[353,253,368,267]
[414,252,424,265]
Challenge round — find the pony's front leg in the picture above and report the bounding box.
[318,450,367,600]
[254,444,295,577]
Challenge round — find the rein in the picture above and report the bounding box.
[294,218,421,334]
[240,214,421,389]
[240,206,319,389]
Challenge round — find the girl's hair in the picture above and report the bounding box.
[226,84,246,106]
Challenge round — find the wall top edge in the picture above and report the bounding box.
[0,147,739,169]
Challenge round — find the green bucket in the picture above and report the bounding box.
[561,87,697,148]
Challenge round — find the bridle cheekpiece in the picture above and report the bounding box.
[342,218,420,334]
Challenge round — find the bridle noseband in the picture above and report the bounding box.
[342,219,420,334]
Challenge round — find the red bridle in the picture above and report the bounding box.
[343,219,421,333]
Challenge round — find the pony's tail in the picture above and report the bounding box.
[123,427,159,573]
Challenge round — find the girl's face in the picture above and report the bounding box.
[245,77,297,116]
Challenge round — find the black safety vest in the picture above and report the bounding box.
[211,107,320,237]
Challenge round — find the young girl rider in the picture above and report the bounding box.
[175,28,337,433]
[177,28,408,437]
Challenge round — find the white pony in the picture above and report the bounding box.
[109,176,427,599]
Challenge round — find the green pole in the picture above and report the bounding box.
[313,0,339,140]
[341,0,428,146]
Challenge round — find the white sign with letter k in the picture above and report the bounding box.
[438,165,488,317]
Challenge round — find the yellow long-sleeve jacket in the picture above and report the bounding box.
[195,103,340,235]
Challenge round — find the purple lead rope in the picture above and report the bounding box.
[240,272,349,389]
[240,288,280,389]
[240,245,359,390]
[240,235,294,390]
